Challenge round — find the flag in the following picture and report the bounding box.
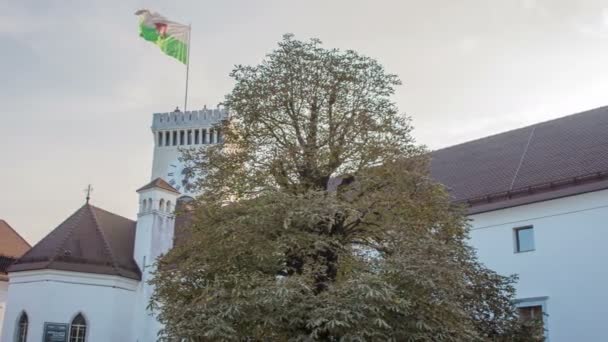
[135,9,190,64]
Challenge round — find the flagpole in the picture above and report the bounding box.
[184,24,191,112]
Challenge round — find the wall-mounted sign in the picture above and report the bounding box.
[43,322,69,342]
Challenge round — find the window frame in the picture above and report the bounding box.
[514,296,549,341]
[69,313,88,342]
[15,311,28,342]
[514,225,535,253]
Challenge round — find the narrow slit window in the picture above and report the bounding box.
[17,312,28,342]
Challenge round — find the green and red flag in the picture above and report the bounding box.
[135,9,190,64]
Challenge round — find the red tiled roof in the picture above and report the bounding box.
[9,204,141,280]
[0,220,30,259]
[137,177,180,194]
[431,106,608,212]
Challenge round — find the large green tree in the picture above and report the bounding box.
[151,35,542,341]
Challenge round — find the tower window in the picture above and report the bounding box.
[180,131,185,145]
[157,132,163,147]
[16,312,28,342]
[69,313,87,342]
[515,226,535,253]
[194,130,200,144]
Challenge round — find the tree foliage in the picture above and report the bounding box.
[151,35,543,341]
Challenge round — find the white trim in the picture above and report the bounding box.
[7,270,139,292]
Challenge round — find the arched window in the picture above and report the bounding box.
[16,312,28,342]
[69,313,87,342]
[159,199,165,212]
[148,198,153,211]
[166,201,172,213]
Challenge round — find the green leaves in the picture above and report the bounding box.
[150,35,543,342]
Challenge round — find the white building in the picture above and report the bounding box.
[1,107,227,342]
[430,106,608,341]
[0,220,30,339]
[1,105,606,341]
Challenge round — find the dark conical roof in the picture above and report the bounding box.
[9,204,141,280]
[137,177,180,194]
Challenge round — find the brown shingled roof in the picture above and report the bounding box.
[431,106,608,212]
[9,204,141,280]
[137,177,180,194]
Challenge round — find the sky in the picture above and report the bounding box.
[2,0,608,244]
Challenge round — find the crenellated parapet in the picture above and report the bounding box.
[152,106,229,131]
[151,106,228,148]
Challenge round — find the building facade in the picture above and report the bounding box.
[0,220,30,339]
[1,107,227,342]
[431,106,608,341]
[1,105,606,341]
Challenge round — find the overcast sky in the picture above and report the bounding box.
[2,0,608,244]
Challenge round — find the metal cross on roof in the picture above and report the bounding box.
[84,184,93,204]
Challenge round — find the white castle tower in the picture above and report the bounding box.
[132,178,180,342]
[150,106,229,197]
[131,106,229,340]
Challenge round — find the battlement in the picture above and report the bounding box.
[152,106,229,130]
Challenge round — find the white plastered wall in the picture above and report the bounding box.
[0,280,7,338]
[469,188,608,342]
[1,270,138,342]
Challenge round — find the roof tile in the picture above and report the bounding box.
[9,204,141,280]
[431,106,608,206]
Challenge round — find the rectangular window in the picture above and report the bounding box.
[515,226,534,253]
[202,129,207,144]
[157,132,163,146]
[180,131,185,145]
[518,305,543,320]
[194,130,200,144]
[165,131,170,146]
[515,297,547,338]
[172,131,177,146]
[187,130,192,145]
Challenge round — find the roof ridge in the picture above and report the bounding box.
[46,205,89,267]
[16,205,86,263]
[88,204,136,224]
[87,205,121,275]
[431,105,608,154]
[0,219,31,248]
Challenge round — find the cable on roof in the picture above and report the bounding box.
[509,126,536,191]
